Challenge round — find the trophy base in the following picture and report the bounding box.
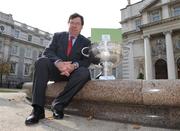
[99,75,115,80]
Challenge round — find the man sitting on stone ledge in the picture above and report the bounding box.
[25,13,99,125]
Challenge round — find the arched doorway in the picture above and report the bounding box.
[177,58,180,79]
[155,59,168,79]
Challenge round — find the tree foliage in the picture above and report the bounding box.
[0,59,11,75]
[0,58,11,86]
[0,61,11,75]
[137,72,144,79]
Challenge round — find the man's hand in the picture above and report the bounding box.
[55,61,76,77]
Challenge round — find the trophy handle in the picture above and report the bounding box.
[81,47,89,57]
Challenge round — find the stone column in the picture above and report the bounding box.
[3,38,10,61]
[164,31,176,79]
[128,41,134,79]
[144,35,152,80]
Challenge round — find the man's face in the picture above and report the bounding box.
[68,17,83,37]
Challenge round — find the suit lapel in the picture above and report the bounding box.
[71,36,81,56]
[63,33,69,57]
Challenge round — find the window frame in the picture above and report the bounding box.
[24,63,31,76]
[10,62,17,75]
[150,9,161,22]
[28,34,32,42]
[14,30,20,38]
[135,18,141,30]
[25,47,32,58]
[174,6,180,16]
[11,45,19,56]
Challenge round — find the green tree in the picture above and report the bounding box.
[0,58,11,86]
[137,72,144,79]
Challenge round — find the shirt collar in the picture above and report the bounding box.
[69,33,78,40]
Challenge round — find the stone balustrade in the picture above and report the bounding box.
[23,79,180,129]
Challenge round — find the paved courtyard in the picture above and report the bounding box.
[0,91,179,131]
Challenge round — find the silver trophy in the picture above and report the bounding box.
[81,41,122,80]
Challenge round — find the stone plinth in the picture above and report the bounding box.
[23,80,180,129]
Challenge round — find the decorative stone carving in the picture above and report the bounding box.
[152,39,166,57]
[175,39,180,52]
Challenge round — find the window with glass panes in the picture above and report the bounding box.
[28,35,32,42]
[24,63,30,75]
[135,19,141,30]
[14,30,20,38]
[174,6,180,16]
[150,10,161,22]
[10,62,17,74]
[25,48,32,58]
[11,45,18,55]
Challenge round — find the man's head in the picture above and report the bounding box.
[68,13,84,37]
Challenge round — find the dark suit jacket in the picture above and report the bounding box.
[43,32,91,68]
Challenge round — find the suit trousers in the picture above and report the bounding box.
[32,57,90,111]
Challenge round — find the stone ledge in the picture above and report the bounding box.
[23,79,180,129]
[23,79,180,107]
[142,80,180,106]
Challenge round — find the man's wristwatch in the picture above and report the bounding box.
[73,62,79,69]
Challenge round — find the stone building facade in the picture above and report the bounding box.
[121,0,180,80]
[0,12,51,86]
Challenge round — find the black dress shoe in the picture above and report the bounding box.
[25,108,45,125]
[52,109,64,119]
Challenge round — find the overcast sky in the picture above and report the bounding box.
[1,0,140,37]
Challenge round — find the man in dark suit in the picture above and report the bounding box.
[25,13,92,125]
